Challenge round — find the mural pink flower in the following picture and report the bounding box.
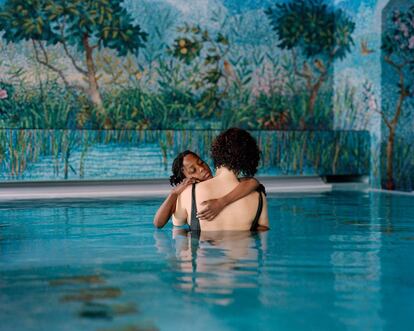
[399,23,409,37]
[251,62,291,98]
[0,89,8,100]
[368,95,377,113]
[409,36,414,49]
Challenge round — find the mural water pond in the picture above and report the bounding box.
[0,130,370,181]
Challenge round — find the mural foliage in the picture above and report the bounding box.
[0,0,356,130]
[265,0,355,129]
[0,0,147,127]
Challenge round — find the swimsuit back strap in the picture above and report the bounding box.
[190,183,201,232]
[250,191,263,231]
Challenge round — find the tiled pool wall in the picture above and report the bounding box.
[0,129,370,181]
[0,0,413,191]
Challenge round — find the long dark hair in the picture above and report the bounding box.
[169,150,199,186]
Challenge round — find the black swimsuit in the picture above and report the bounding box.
[190,183,264,232]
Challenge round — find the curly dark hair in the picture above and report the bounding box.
[211,128,260,177]
[169,150,199,186]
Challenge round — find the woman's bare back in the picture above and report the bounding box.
[174,169,269,231]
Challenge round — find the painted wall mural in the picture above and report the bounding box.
[0,129,370,181]
[333,0,413,192]
[0,0,348,130]
[0,0,412,191]
[381,0,414,191]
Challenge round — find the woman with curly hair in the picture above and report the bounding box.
[153,149,262,228]
[172,128,269,231]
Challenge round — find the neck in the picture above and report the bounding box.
[215,167,238,179]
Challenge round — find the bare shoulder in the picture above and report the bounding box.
[172,185,193,226]
[181,184,193,199]
[197,178,215,188]
[192,179,215,196]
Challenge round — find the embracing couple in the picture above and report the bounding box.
[154,128,269,232]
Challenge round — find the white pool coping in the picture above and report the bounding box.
[0,176,334,201]
[370,188,414,196]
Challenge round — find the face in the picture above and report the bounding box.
[182,154,213,181]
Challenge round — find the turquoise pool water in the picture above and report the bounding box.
[1,191,413,331]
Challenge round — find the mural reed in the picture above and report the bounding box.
[0,130,370,181]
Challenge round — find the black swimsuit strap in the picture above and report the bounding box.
[250,191,263,231]
[190,183,201,233]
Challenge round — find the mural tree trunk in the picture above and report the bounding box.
[83,34,103,110]
[382,61,408,190]
[309,84,319,118]
[308,71,328,118]
[292,50,332,126]
[386,127,395,190]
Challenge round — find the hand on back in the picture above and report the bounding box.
[197,198,225,222]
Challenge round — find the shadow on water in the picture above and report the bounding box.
[60,287,122,302]
[96,324,159,331]
[47,273,158,330]
[78,302,138,320]
[49,274,106,286]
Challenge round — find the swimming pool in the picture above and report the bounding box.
[1,191,413,331]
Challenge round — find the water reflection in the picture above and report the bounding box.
[329,192,383,329]
[49,274,105,286]
[155,229,267,306]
